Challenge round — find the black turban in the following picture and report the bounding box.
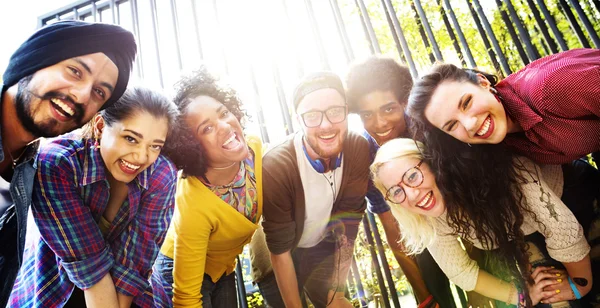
[2,20,137,108]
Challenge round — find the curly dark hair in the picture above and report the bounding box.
[162,66,247,178]
[346,56,414,113]
[412,120,540,306]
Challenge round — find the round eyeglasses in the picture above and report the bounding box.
[384,160,424,204]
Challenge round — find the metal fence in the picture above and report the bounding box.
[39,1,600,307]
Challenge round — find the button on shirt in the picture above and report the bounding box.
[497,48,600,165]
[8,137,176,307]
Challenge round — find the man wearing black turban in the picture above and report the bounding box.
[0,20,136,306]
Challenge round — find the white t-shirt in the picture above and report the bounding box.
[294,133,343,248]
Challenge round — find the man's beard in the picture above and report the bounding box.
[15,76,84,138]
[306,130,345,159]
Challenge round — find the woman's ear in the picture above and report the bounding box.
[476,73,491,88]
[93,114,105,140]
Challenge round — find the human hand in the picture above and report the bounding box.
[541,272,592,304]
[527,266,563,305]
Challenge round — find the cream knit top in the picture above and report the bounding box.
[427,157,590,291]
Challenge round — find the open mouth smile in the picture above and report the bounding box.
[475,116,494,139]
[416,191,436,211]
[222,132,244,151]
[50,97,76,121]
[375,129,393,137]
[119,159,141,175]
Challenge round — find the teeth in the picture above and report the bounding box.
[121,159,140,170]
[476,117,491,136]
[376,129,392,137]
[223,134,236,146]
[320,133,336,139]
[417,192,432,208]
[51,98,75,116]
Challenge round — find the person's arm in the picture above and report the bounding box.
[520,160,592,301]
[377,210,430,302]
[270,251,302,308]
[171,177,213,308]
[109,157,177,302]
[84,273,120,308]
[32,145,119,304]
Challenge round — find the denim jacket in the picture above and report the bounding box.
[0,111,39,307]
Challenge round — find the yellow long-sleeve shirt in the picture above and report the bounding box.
[160,136,263,307]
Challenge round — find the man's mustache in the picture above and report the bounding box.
[27,90,85,122]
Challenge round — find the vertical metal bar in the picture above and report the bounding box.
[73,7,80,20]
[272,61,294,135]
[92,1,97,22]
[410,2,436,64]
[169,0,183,71]
[304,0,330,70]
[130,0,144,79]
[525,0,558,54]
[367,212,401,308]
[381,0,419,78]
[567,0,600,48]
[354,0,381,54]
[110,0,116,23]
[465,0,502,73]
[281,0,305,78]
[535,0,568,51]
[351,257,367,304]
[115,1,121,24]
[375,0,404,62]
[442,0,477,68]
[470,0,512,75]
[413,0,443,61]
[437,0,467,67]
[190,0,204,60]
[249,64,270,143]
[380,0,407,63]
[212,0,230,74]
[362,216,391,308]
[235,257,249,308]
[494,0,529,65]
[56,14,61,21]
[558,0,591,48]
[149,0,164,88]
[328,0,355,62]
[504,0,541,60]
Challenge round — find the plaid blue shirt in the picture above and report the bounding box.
[8,137,176,307]
[361,130,391,214]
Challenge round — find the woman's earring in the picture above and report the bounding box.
[468,143,472,147]
[489,87,498,94]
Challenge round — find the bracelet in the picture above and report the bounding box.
[507,284,516,304]
[517,291,527,308]
[567,277,582,299]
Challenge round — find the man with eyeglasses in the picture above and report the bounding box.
[252,72,370,307]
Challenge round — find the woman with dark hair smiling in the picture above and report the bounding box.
[407,48,599,165]
[151,66,263,308]
[9,86,179,308]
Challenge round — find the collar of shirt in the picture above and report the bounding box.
[496,79,543,132]
[78,138,154,190]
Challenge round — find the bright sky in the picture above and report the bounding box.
[0,0,75,73]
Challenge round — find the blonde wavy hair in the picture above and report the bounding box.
[370,138,437,255]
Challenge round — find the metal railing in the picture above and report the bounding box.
[39,1,600,307]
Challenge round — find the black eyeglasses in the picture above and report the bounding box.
[300,105,347,128]
[385,160,424,204]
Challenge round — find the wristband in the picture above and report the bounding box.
[567,277,582,299]
[517,291,527,308]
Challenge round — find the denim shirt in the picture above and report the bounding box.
[0,95,39,307]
